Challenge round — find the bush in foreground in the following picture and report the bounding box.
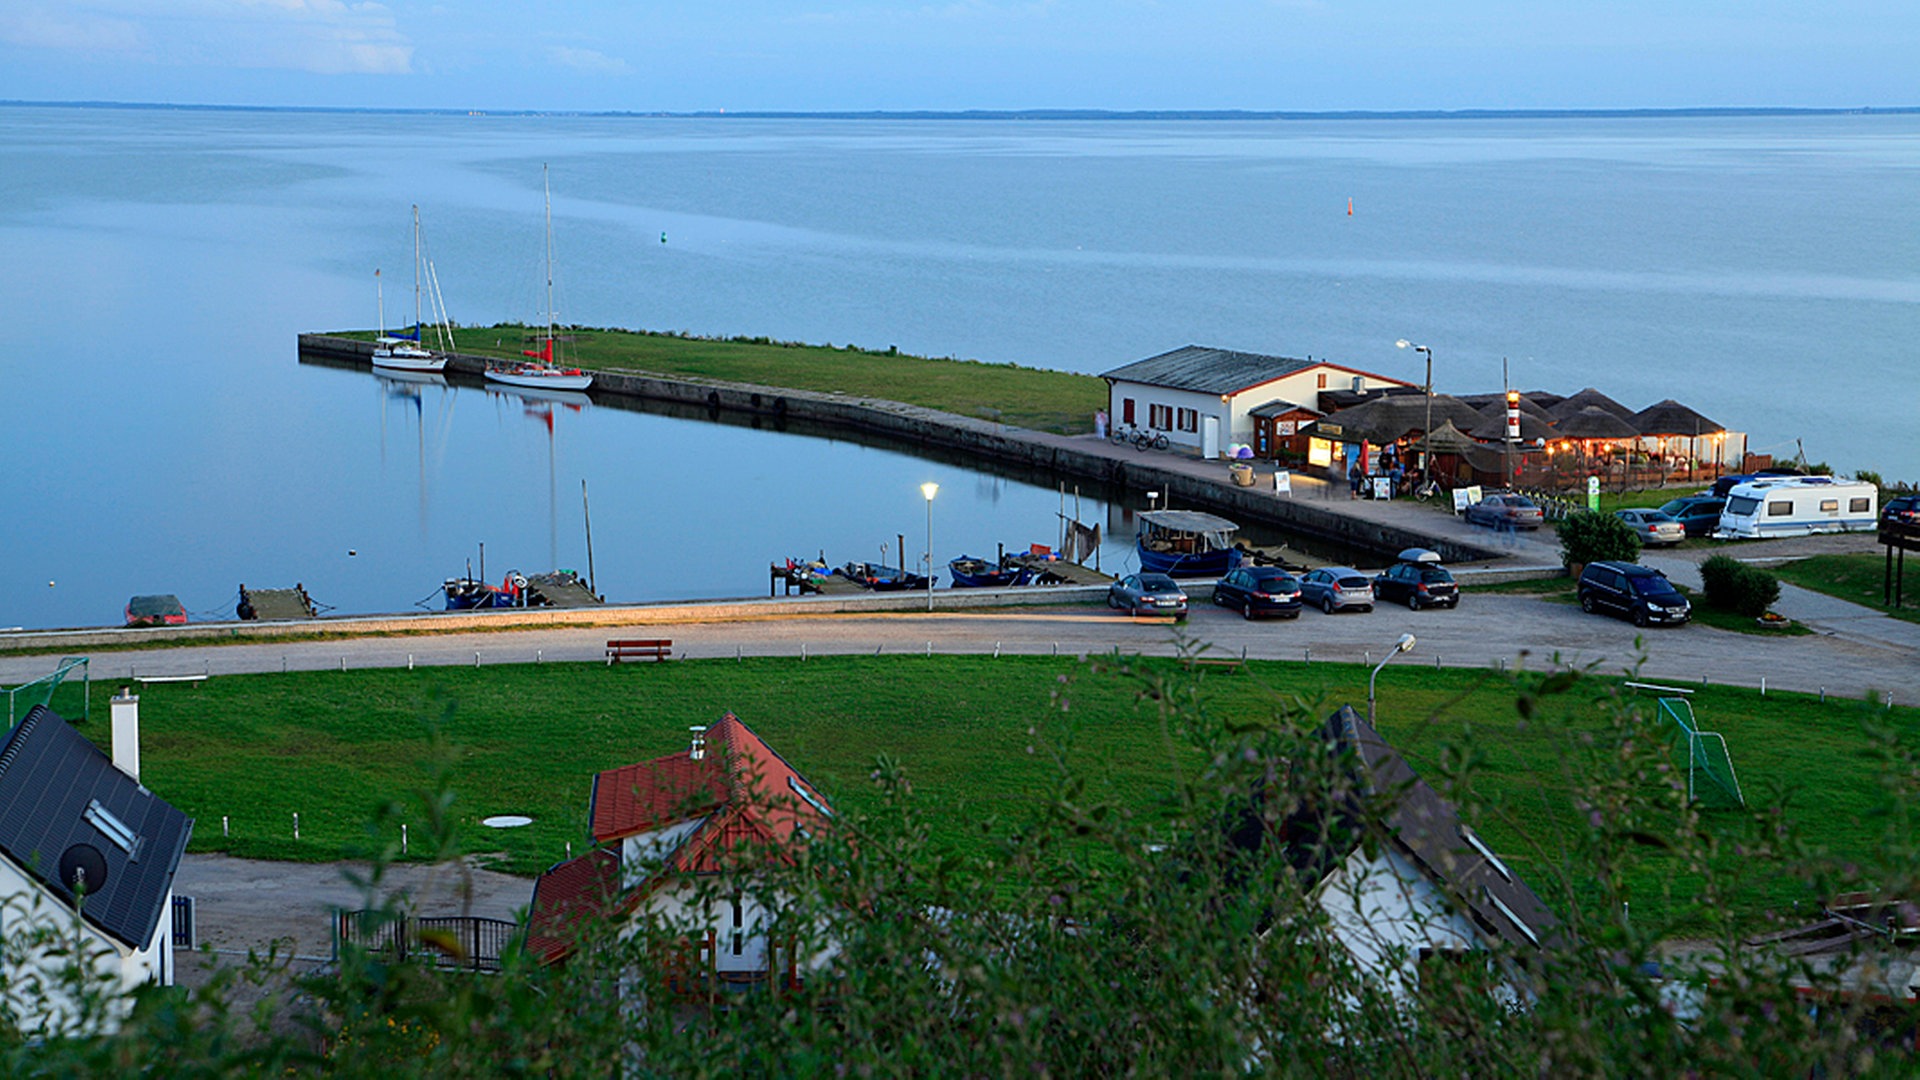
[1700,554,1783,617]
[6,659,1919,1076]
[1557,509,1641,568]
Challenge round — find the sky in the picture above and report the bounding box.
[0,1,1915,113]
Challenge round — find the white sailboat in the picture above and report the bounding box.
[373,205,451,374]
[488,166,593,392]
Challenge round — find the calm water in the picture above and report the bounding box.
[2,106,1916,630]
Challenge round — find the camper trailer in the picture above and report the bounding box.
[1713,476,1878,540]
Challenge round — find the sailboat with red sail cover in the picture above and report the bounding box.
[487,165,594,393]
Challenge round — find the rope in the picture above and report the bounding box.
[413,585,447,610]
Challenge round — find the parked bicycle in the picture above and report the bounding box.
[1108,423,1137,446]
[1132,429,1171,452]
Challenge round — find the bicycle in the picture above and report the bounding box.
[1132,429,1170,452]
[1108,423,1136,447]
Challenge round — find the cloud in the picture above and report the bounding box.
[2,1,414,75]
[0,8,144,52]
[547,45,630,76]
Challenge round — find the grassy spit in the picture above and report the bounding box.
[77,653,1913,931]
[335,324,1107,435]
[1776,552,1920,624]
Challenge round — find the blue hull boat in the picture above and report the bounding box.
[948,555,1021,588]
[840,561,933,592]
[1136,510,1245,578]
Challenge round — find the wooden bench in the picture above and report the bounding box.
[606,639,673,664]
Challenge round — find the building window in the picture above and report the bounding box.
[1850,498,1870,513]
[1149,403,1174,430]
[1316,373,1328,389]
[1768,501,1793,517]
[1176,407,1199,433]
[1122,398,1136,426]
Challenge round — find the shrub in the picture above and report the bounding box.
[1557,510,1641,567]
[1700,554,1782,616]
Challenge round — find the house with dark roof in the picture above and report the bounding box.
[1274,707,1559,1002]
[1101,346,1410,455]
[0,696,193,1034]
[527,714,838,989]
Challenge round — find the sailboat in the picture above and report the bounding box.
[373,205,452,374]
[487,166,593,392]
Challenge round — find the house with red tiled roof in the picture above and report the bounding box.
[526,714,839,989]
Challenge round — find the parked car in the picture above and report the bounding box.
[1883,494,1920,529]
[1615,508,1686,547]
[1212,566,1303,619]
[1372,561,1460,610]
[1576,561,1691,627]
[1298,566,1375,614]
[1107,572,1187,619]
[1463,493,1545,530]
[1657,495,1727,538]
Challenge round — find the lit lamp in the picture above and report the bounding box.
[921,482,939,611]
[1368,633,1417,725]
[1395,339,1434,492]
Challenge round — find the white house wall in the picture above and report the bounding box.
[1111,367,1408,455]
[0,855,169,1037]
[1314,845,1482,1004]
[637,884,839,975]
[618,817,708,891]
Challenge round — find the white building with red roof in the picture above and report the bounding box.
[527,714,838,989]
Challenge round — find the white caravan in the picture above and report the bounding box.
[1713,476,1878,539]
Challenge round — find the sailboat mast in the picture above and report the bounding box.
[412,204,423,338]
[543,164,555,355]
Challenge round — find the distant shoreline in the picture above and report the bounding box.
[4,99,1917,122]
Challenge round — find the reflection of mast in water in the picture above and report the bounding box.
[376,371,452,536]
[488,386,586,569]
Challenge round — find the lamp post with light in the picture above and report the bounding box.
[1395,339,1433,493]
[1368,633,1417,725]
[921,482,939,611]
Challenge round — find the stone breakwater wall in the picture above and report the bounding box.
[299,335,1509,565]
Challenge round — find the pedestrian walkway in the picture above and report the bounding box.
[1641,538,1920,657]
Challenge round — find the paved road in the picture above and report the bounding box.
[6,568,1912,704]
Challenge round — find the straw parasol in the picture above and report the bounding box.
[1632,399,1725,481]
[1552,405,1641,441]
[1313,393,1483,446]
[1420,419,1483,453]
[1549,387,1638,424]
[1469,400,1554,442]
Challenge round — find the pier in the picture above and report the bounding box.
[299,333,1517,568]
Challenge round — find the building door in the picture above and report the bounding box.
[1122,398,1135,426]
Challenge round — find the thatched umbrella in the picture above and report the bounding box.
[1549,387,1638,424]
[1469,400,1554,442]
[1552,405,1643,483]
[1633,399,1725,481]
[1314,393,1483,448]
[1421,419,1482,454]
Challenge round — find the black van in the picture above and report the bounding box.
[1576,561,1691,627]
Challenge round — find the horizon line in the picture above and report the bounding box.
[4,99,1917,121]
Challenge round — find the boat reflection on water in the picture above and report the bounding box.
[486,384,590,573]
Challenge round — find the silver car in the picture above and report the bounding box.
[1298,567,1375,614]
[1107,572,1188,619]
[1616,508,1685,547]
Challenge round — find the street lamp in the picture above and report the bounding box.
[1367,633,1417,725]
[921,482,939,611]
[1396,340,1434,494]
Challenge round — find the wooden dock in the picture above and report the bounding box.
[524,572,602,608]
[238,585,317,621]
[1005,554,1112,587]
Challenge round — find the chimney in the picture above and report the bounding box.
[111,689,141,781]
[688,725,708,761]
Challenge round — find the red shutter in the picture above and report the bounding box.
[1122,398,1136,425]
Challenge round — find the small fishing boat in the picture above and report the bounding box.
[372,206,452,374]
[487,166,593,392]
[839,561,932,592]
[445,571,528,610]
[125,594,187,627]
[1136,509,1245,578]
[948,554,1021,588]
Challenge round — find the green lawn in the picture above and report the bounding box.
[332,324,1107,435]
[72,654,1915,933]
[1775,552,1920,624]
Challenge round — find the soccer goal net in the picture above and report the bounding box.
[1658,697,1744,810]
[4,656,90,727]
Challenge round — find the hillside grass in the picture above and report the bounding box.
[332,324,1107,435]
[74,654,1915,932]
